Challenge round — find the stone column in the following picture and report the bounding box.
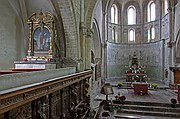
[85,28,93,69]
[79,23,86,71]
[162,39,165,80]
[167,0,175,83]
[102,11,107,81]
[78,0,85,72]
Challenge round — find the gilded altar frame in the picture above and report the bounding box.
[27,11,56,58]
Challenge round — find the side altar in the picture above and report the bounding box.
[125,52,147,82]
[14,11,59,69]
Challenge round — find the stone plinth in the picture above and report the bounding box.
[14,61,57,69]
[0,67,76,91]
[133,82,148,95]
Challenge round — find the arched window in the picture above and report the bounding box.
[112,28,115,41]
[148,26,155,42]
[128,6,136,25]
[129,29,135,42]
[148,2,156,22]
[112,27,118,42]
[111,4,118,24]
[164,0,168,15]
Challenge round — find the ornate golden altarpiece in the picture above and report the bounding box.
[125,52,147,82]
[26,11,57,61]
[14,11,58,69]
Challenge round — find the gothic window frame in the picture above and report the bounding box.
[148,26,155,42]
[128,5,136,25]
[147,1,156,22]
[128,29,135,43]
[112,27,118,42]
[111,4,118,24]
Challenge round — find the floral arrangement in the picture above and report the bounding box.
[114,92,126,104]
[115,95,126,101]
[151,83,158,89]
[117,82,123,88]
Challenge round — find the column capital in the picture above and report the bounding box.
[86,28,94,38]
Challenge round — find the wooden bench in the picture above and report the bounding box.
[114,115,141,119]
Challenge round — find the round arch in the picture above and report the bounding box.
[142,0,162,23]
[123,1,141,24]
[92,19,102,59]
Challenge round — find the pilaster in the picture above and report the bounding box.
[167,0,175,83]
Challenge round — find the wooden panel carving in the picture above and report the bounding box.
[9,104,32,119]
[174,70,180,84]
[0,70,92,118]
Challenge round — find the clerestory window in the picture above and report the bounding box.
[111,4,118,24]
[129,29,135,42]
[148,1,156,22]
[164,0,168,15]
[128,6,136,25]
[148,26,155,42]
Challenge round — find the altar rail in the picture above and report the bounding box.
[0,70,93,119]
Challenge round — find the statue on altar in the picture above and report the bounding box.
[125,52,147,82]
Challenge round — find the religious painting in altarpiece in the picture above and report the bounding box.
[27,11,57,60]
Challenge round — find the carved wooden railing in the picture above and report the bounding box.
[0,70,92,119]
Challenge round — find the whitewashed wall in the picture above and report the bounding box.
[107,40,164,80]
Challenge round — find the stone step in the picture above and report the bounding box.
[124,101,180,108]
[114,115,141,119]
[120,104,180,113]
[117,109,180,117]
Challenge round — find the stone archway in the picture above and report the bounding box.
[56,0,79,59]
[85,0,98,28]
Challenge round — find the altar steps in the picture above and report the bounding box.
[116,101,180,118]
[113,82,170,90]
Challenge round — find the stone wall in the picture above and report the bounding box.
[161,14,169,40]
[0,0,23,70]
[107,40,163,80]
[175,2,180,61]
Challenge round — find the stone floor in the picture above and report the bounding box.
[95,88,177,104]
[95,78,178,103]
[92,79,179,119]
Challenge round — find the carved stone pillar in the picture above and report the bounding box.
[168,0,175,83]
[79,23,86,71]
[85,28,94,69]
[102,11,107,81]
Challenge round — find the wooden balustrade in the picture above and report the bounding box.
[0,70,92,119]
